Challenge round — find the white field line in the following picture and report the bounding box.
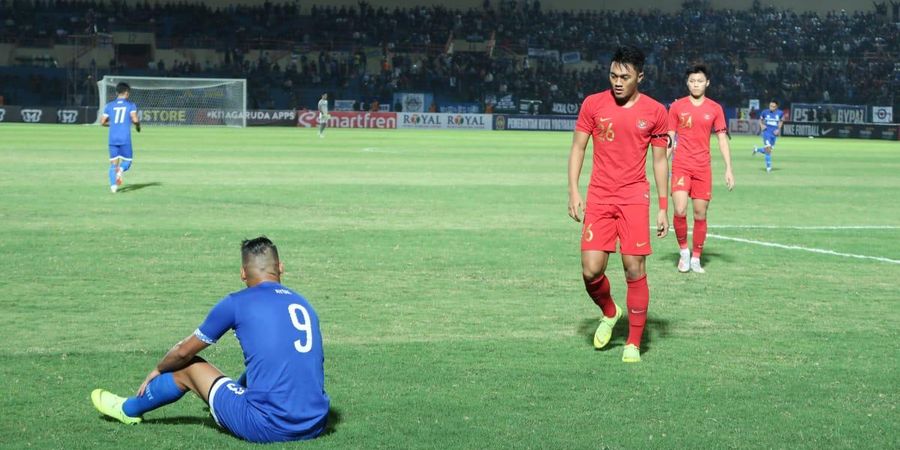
[361,147,401,153]
[708,225,900,230]
[706,233,900,265]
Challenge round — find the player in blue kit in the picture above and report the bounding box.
[752,100,784,173]
[101,82,140,193]
[91,237,330,443]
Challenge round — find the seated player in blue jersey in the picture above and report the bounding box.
[91,237,330,443]
[101,82,140,193]
[752,100,784,173]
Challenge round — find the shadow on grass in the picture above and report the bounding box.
[118,182,162,193]
[103,407,346,438]
[660,250,735,268]
[578,315,670,355]
[322,408,343,436]
[144,415,230,435]
[95,411,223,432]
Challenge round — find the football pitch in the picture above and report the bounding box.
[0,123,897,448]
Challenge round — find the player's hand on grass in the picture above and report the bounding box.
[656,210,668,238]
[568,191,584,222]
[137,368,161,396]
[725,169,735,191]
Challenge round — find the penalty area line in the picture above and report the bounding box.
[706,233,900,265]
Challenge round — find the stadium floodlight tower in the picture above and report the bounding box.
[96,75,248,127]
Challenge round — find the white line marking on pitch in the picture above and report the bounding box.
[706,233,900,265]
[708,225,900,230]
[361,147,400,153]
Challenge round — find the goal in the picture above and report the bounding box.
[96,76,247,127]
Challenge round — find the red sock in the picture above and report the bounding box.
[673,214,688,250]
[692,218,707,258]
[584,275,616,318]
[626,275,649,347]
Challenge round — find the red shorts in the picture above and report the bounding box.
[671,166,712,200]
[581,204,651,255]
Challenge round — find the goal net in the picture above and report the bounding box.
[96,76,247,127]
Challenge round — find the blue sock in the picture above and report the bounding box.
[120,159,132,172]
[122,372,187,417]
[764,153,772,168]
[108,165,117,186]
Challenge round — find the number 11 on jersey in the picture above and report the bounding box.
[113,106,127,124]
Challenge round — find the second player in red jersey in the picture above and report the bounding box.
[567,46,670,363]
[667,65,734,274]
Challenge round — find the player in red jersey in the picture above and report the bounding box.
[667,65,734,274]
[567,46,670,363]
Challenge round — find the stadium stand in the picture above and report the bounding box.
[0,0,897,113]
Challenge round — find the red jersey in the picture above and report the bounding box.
[667,96,727,170]
[575,90,668,205]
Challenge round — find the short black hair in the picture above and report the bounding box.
[770,99,779,105]
[685,64,709,80]
[611,45,645,73]
[241,236,279,264]
[115,82,130,95]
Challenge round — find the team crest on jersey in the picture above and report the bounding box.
[636,119,648,129]
[678,112,692,129]
[704,113,712,121]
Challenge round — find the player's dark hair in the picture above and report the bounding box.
[241,236,279,264]
[685,64,709,80]
[611,45,645,73]
[770,99,779,105]
[115,82,130,94]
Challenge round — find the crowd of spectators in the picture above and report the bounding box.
[1,0,897,111]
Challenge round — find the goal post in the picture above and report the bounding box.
[96,75,247,127]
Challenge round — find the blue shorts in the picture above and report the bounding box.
[109,143,133,161]
[762,133,777,147]
[208,377,324,443]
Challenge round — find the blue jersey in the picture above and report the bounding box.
[760,109,783,135]
[196,281,329,436]
[103,99,138,145]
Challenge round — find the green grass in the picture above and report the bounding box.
[0,123,898,448]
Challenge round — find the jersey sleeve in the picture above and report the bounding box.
[667,102,679,133]
[650,104,669,148]
[574,97,594,134]
[102,103,110,118]
[713,105,727,133]
[195,295,237,344]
